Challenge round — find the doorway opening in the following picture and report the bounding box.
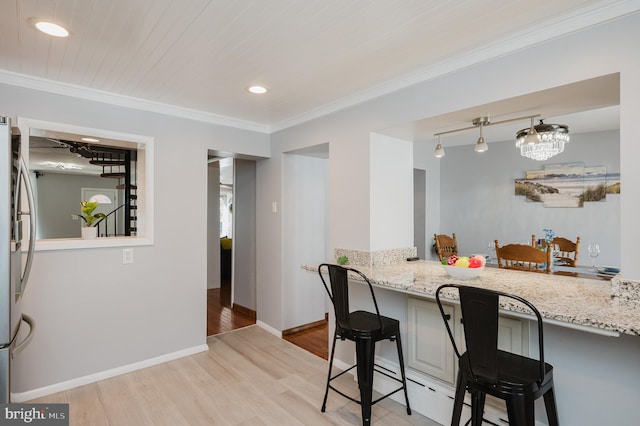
[206,155,257,336]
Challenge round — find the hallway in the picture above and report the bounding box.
[206,279,255,336]
[207,280,328,359]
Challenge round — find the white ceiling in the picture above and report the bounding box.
[1,0,636,137]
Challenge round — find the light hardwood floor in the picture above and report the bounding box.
[30,326,439,425]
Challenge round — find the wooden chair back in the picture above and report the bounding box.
[434,233,458,261]
[531,235,580,267]
[551,236,580,266]
[495,240,551,273]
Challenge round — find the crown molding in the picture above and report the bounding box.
[1,1,637,136]
[0,70,271,134]
[271,0,640,133]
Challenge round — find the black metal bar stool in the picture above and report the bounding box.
[318,263,411,425]
[435,284,559,426]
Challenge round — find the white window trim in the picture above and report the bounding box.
[17,117,154,251]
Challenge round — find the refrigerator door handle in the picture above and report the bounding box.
[12,314,36,357]
[16,157,36,292]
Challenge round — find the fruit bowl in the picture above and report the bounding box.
[442,264,484,280]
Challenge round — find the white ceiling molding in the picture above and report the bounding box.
[0,70,271,134]
[271,1,640,132]
[0,1,637,135]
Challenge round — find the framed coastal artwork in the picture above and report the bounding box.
[515,162,620,208]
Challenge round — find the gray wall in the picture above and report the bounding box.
[34,172,118,239]
[1,82,269,395]
[282,153,328,329]
[257,14,640,424]
[439,130,620,266]
[413,169,426,259]
[207,162,221,290]
[232,159,256,310]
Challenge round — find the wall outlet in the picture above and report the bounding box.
[122,248,134,264]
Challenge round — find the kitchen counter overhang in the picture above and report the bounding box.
[306,260,638,337]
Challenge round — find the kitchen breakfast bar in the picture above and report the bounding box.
[306,256,640,425]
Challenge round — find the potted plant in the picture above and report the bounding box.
[79,201,106,239]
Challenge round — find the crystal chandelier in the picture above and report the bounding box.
[516,119,569,161]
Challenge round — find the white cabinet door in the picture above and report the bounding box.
[498,315,529,356]
[407,298,456,384]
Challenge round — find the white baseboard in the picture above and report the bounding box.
[11,344,209,403]
[256,320,281,337]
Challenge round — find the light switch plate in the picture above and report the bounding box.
[122,248,134,264]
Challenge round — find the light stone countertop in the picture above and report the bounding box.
[307,260,640,337]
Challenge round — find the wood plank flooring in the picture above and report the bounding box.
[207,280,256,336]
[29,326,438,425]
[283,323,329,360]
[207,279,328,361]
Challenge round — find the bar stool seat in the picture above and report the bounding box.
[318,263,411,425]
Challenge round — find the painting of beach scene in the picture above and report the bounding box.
[542,162,585,207]
[582,166,607,202]
[514,162,621,208]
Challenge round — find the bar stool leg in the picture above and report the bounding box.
[355,337,375,426]
[451,370,466,426]
[322,330,339,412]
[506,396,535,426]
[394,333,411,414]
[543,387,559,426]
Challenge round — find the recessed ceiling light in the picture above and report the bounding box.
[31,19,70,37]
[81,137,100,142]
[247,85,268,94]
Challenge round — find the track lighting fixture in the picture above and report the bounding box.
[433,135,445,158]
[432,113,568,161]
[473,117,489,153]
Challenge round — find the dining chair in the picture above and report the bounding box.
[434,233,458,261]
[318,263,411,425]
[495,240,551,273]
[435,284,559,426]
[552,236,580,266]
[531,235,581,267]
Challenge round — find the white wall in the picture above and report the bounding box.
[282,153,328,329]
[0,83,269,395]
[440,130,621,266]
[370,133,414,250]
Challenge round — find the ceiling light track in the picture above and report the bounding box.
[433,114,540,137]
[432,113,571,160]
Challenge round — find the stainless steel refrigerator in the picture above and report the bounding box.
[1,115,36,403]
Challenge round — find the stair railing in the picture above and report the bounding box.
[96,202,129,237]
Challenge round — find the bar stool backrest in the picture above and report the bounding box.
[436,284,546,386]
[319,263,383,333]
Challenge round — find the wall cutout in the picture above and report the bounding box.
[515,162,620,207]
